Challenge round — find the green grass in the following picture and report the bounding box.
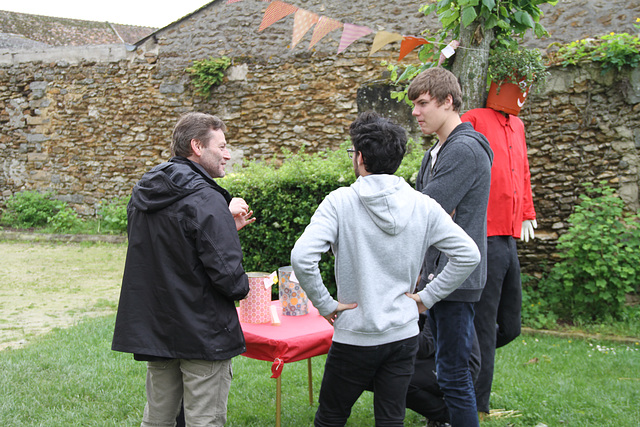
[1,241,639,425]
[0,315,638,426]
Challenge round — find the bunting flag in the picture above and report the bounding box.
[398,36,429,60]
[309,16,343,50]
[369,31,403,56]
[338,23,373,53]
[291,9,319,49]
[250,0,424,56]
[258,0,298,32]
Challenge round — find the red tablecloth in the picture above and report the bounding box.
[239,301,333,378]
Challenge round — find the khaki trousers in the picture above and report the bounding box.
[141,358,233,427]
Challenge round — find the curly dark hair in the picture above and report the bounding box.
[349,111,407,175]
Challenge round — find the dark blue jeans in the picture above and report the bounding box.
[474,235,522,413]
[428,300,479,427]
[314,336,419,427]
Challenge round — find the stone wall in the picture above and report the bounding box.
[519,65,640,275]
[0,43,408,212]
[1,0,640,278]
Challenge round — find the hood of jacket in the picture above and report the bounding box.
[446,122,494,166]
[130,157,230,213]
[351,174,416,236]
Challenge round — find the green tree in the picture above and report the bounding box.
[388,0,557,110]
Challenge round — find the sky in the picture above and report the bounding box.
[0,0,214,28]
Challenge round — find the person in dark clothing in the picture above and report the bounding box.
[111,112,255,427]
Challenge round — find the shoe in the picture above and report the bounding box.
[426,420,451,427]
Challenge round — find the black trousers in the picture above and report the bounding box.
[315,336,419,427]
[406,355,449,422]
[473,235,522,413]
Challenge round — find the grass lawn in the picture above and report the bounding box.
[0,315,638,426]
[0,241,639,425]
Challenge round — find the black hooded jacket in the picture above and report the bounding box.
[112,156,249,360]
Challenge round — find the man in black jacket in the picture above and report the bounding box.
[112,112,255,427]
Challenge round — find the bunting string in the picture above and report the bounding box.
[225,0,487,60]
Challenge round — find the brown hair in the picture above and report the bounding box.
[407,67,463,112]
[170,112,227,157]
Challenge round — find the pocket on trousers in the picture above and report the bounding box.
[181,359,233,380]
[182,359,217,377]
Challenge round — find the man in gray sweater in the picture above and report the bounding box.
[407,67,493,427]
[291,111,480,426]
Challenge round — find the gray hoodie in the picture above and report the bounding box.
[291,174,480,346]
[416,122,494,302]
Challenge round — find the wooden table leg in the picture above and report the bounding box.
[307,358,313,405]
[276,375,281,427]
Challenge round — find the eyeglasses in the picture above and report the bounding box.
[346,148,355,159]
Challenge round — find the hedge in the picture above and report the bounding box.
[221,139,427,297]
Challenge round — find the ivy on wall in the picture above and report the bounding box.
[185,56,232,99]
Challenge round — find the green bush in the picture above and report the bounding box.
[222,139,425,296]
[1,191,62,228]
[541,183,640,322]
[554,31,640,73]
[47,203,84,232]
[521,274,558,329]
[98,196,130,234]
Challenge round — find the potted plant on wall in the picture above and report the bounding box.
[486,46,550,115]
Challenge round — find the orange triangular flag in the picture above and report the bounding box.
[291,9,319,49]
[369,31,403,56]
[258,0,298,32]
[309,16,343,49]
[398,36,430,60]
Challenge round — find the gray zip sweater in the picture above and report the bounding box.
[291,174,480,346]
[416,122,494,302]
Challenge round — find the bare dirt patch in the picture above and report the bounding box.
[0,241,126,350]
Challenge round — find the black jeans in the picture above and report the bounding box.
[314,336,419,427]
[473,235,522,413]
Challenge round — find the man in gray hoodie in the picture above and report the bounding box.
[291,111,480,427]
[407,67,494,427]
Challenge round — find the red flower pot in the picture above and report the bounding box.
[486,80,531,116]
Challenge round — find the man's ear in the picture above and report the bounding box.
[444,94,454,110]
[190,139,202,157]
